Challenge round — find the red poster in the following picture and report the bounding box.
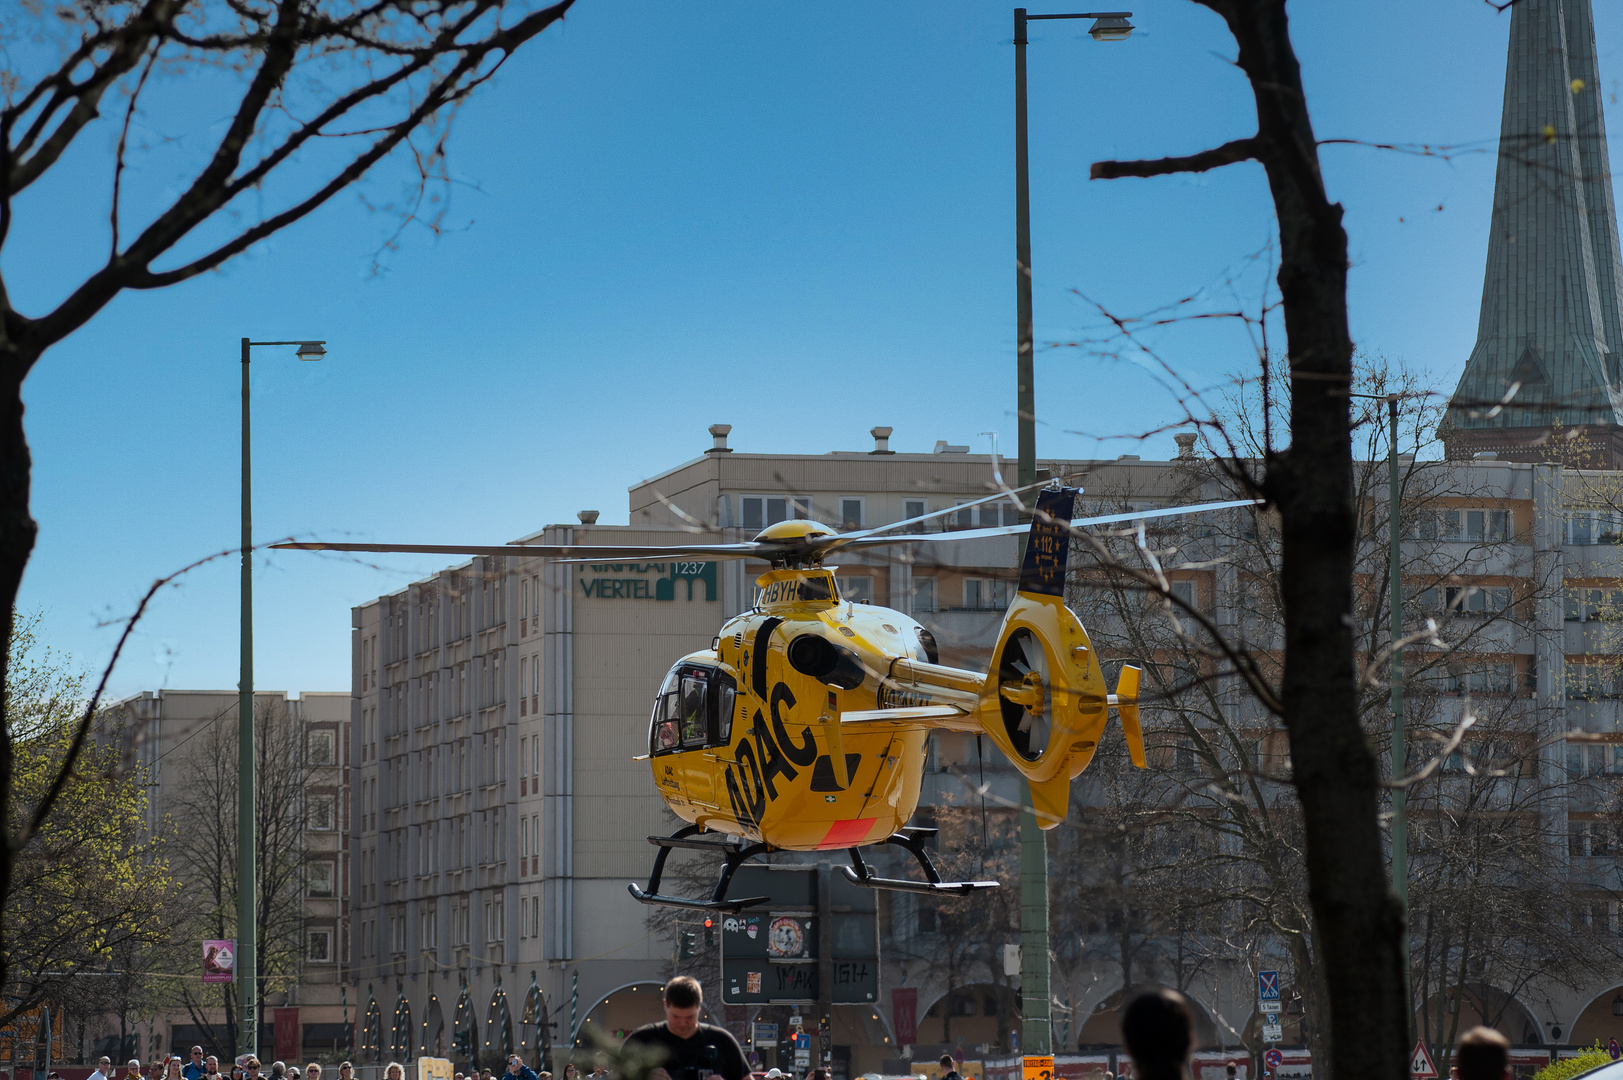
[892,987,917,1046]
[275,1008,300,1064]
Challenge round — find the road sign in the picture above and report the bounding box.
[1023,1056,1055,1080]
[789,1014,802,1027]
[1411,1041,1439,1079]
[753,1023,778,1045]
[1258,971,1280,1001]
[1262,1023,1284,1043]
[1609,1039,1619,1061]
[795,1052,811,1068]
[1259,999,1282,1014]
[1264,1050,1284,1071]
[795,1034,811,1051]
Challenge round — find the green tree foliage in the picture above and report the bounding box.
[1530,1047,1612,1080]
[2,612,174,1029]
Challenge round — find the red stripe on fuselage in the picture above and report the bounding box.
[816,818,877,850]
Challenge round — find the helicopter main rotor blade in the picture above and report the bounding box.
[270,540,766,561]
[830,497,1261,550]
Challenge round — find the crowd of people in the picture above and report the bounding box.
[62,986,1528,1080]
[85,1050,353,1080]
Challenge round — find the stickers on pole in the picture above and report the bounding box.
[1022,1057,1055,1080]
[1411,1041,1439,1079]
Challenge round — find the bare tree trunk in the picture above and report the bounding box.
[1092,5,1409,1080]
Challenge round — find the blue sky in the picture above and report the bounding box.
[11,0,1603,696]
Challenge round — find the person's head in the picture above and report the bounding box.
[207,1058,221,1075]
[287,1069,299,1080]
[538,1072,552,1080]
[385,1064,404,1080]
[99,1059,113,1074]
[563,1064,577,1080]
[128,1061,142,1073]
[168,1059,185,1077]
[305,1065,321,1080]
[1226,1067,1237,1080]
[1456,1027,1511,1080]
[339,1066,353,1080]
[941,1058,955,1072]
[662,975,704,1038]
[271,1065,287,1080]
[193,1051,206,1066]
[1121,990,1193,1080]
[509,1059,525,1075]
[245,1059,262,1078]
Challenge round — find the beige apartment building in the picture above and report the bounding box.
[345,426,1623,1078]
[103,689,353,1064]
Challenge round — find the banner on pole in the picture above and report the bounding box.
[203,941,236,984]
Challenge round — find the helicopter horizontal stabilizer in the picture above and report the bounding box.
[838,705,973,731]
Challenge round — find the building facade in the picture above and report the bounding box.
[106,689,352,1064]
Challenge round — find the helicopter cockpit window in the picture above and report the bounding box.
[650,666,736,755]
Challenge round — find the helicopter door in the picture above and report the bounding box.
[648,664,734,812]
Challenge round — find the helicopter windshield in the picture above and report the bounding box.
[649,664,737,755]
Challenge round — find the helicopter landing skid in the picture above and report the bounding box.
[839,828,1000,895]
[627,825,774,912]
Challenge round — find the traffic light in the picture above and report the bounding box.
[679,932,695,960]
[703,918,714,947]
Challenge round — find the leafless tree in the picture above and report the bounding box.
[0,0,575,1000]
[155,699,316,1056]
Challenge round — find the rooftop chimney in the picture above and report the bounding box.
[707,424,733,454]
[934,440,971,455]
[577,510,600,525]
[870,426,895,455]
[1174,433,1198,460]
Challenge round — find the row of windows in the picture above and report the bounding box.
[731,494,1023,534]
[1417,508,1512,543]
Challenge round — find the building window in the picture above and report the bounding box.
[309,730,336,765]
[1566,509,1623,546]
[840,498,864,531]
[1565,587,1623,621]
[485,899,505,943]
[308,861,335,897]
[308,928,333,963]
[308,795,335,831]
[838,575,874,602]
[420,907,439,950]
[740,495,811,531]
[1170,580,1196,609]
[1417,507,1510,543]
[904,499,927,522]
[963,578,1010,610]
[912,577,937,614]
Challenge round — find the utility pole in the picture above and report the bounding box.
[1011,7,1134,1056]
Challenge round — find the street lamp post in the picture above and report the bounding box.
[238,336,327,1060]
[1012,8,1133,1058]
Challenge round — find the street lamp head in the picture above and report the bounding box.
[1088,15,1133,41]
[295,341,327,362]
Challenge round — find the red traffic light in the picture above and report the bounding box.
[703,918,713,928]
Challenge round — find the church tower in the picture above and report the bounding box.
[1442,0,1623,466]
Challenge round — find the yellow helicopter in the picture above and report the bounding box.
[277,483,1252,911]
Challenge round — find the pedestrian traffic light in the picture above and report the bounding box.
[703,918,714,947]
[679,932,695,960]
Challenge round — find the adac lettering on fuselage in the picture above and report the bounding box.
[722,678,860,834]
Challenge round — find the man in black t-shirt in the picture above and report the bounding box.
[623,977,747,1080]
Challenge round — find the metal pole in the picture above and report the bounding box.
[1015,7,1036,494]
[1387,395,1411,1021]
[239,335,258,1060]
[817,863,834,1070]
[1014,9,1049,1057]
